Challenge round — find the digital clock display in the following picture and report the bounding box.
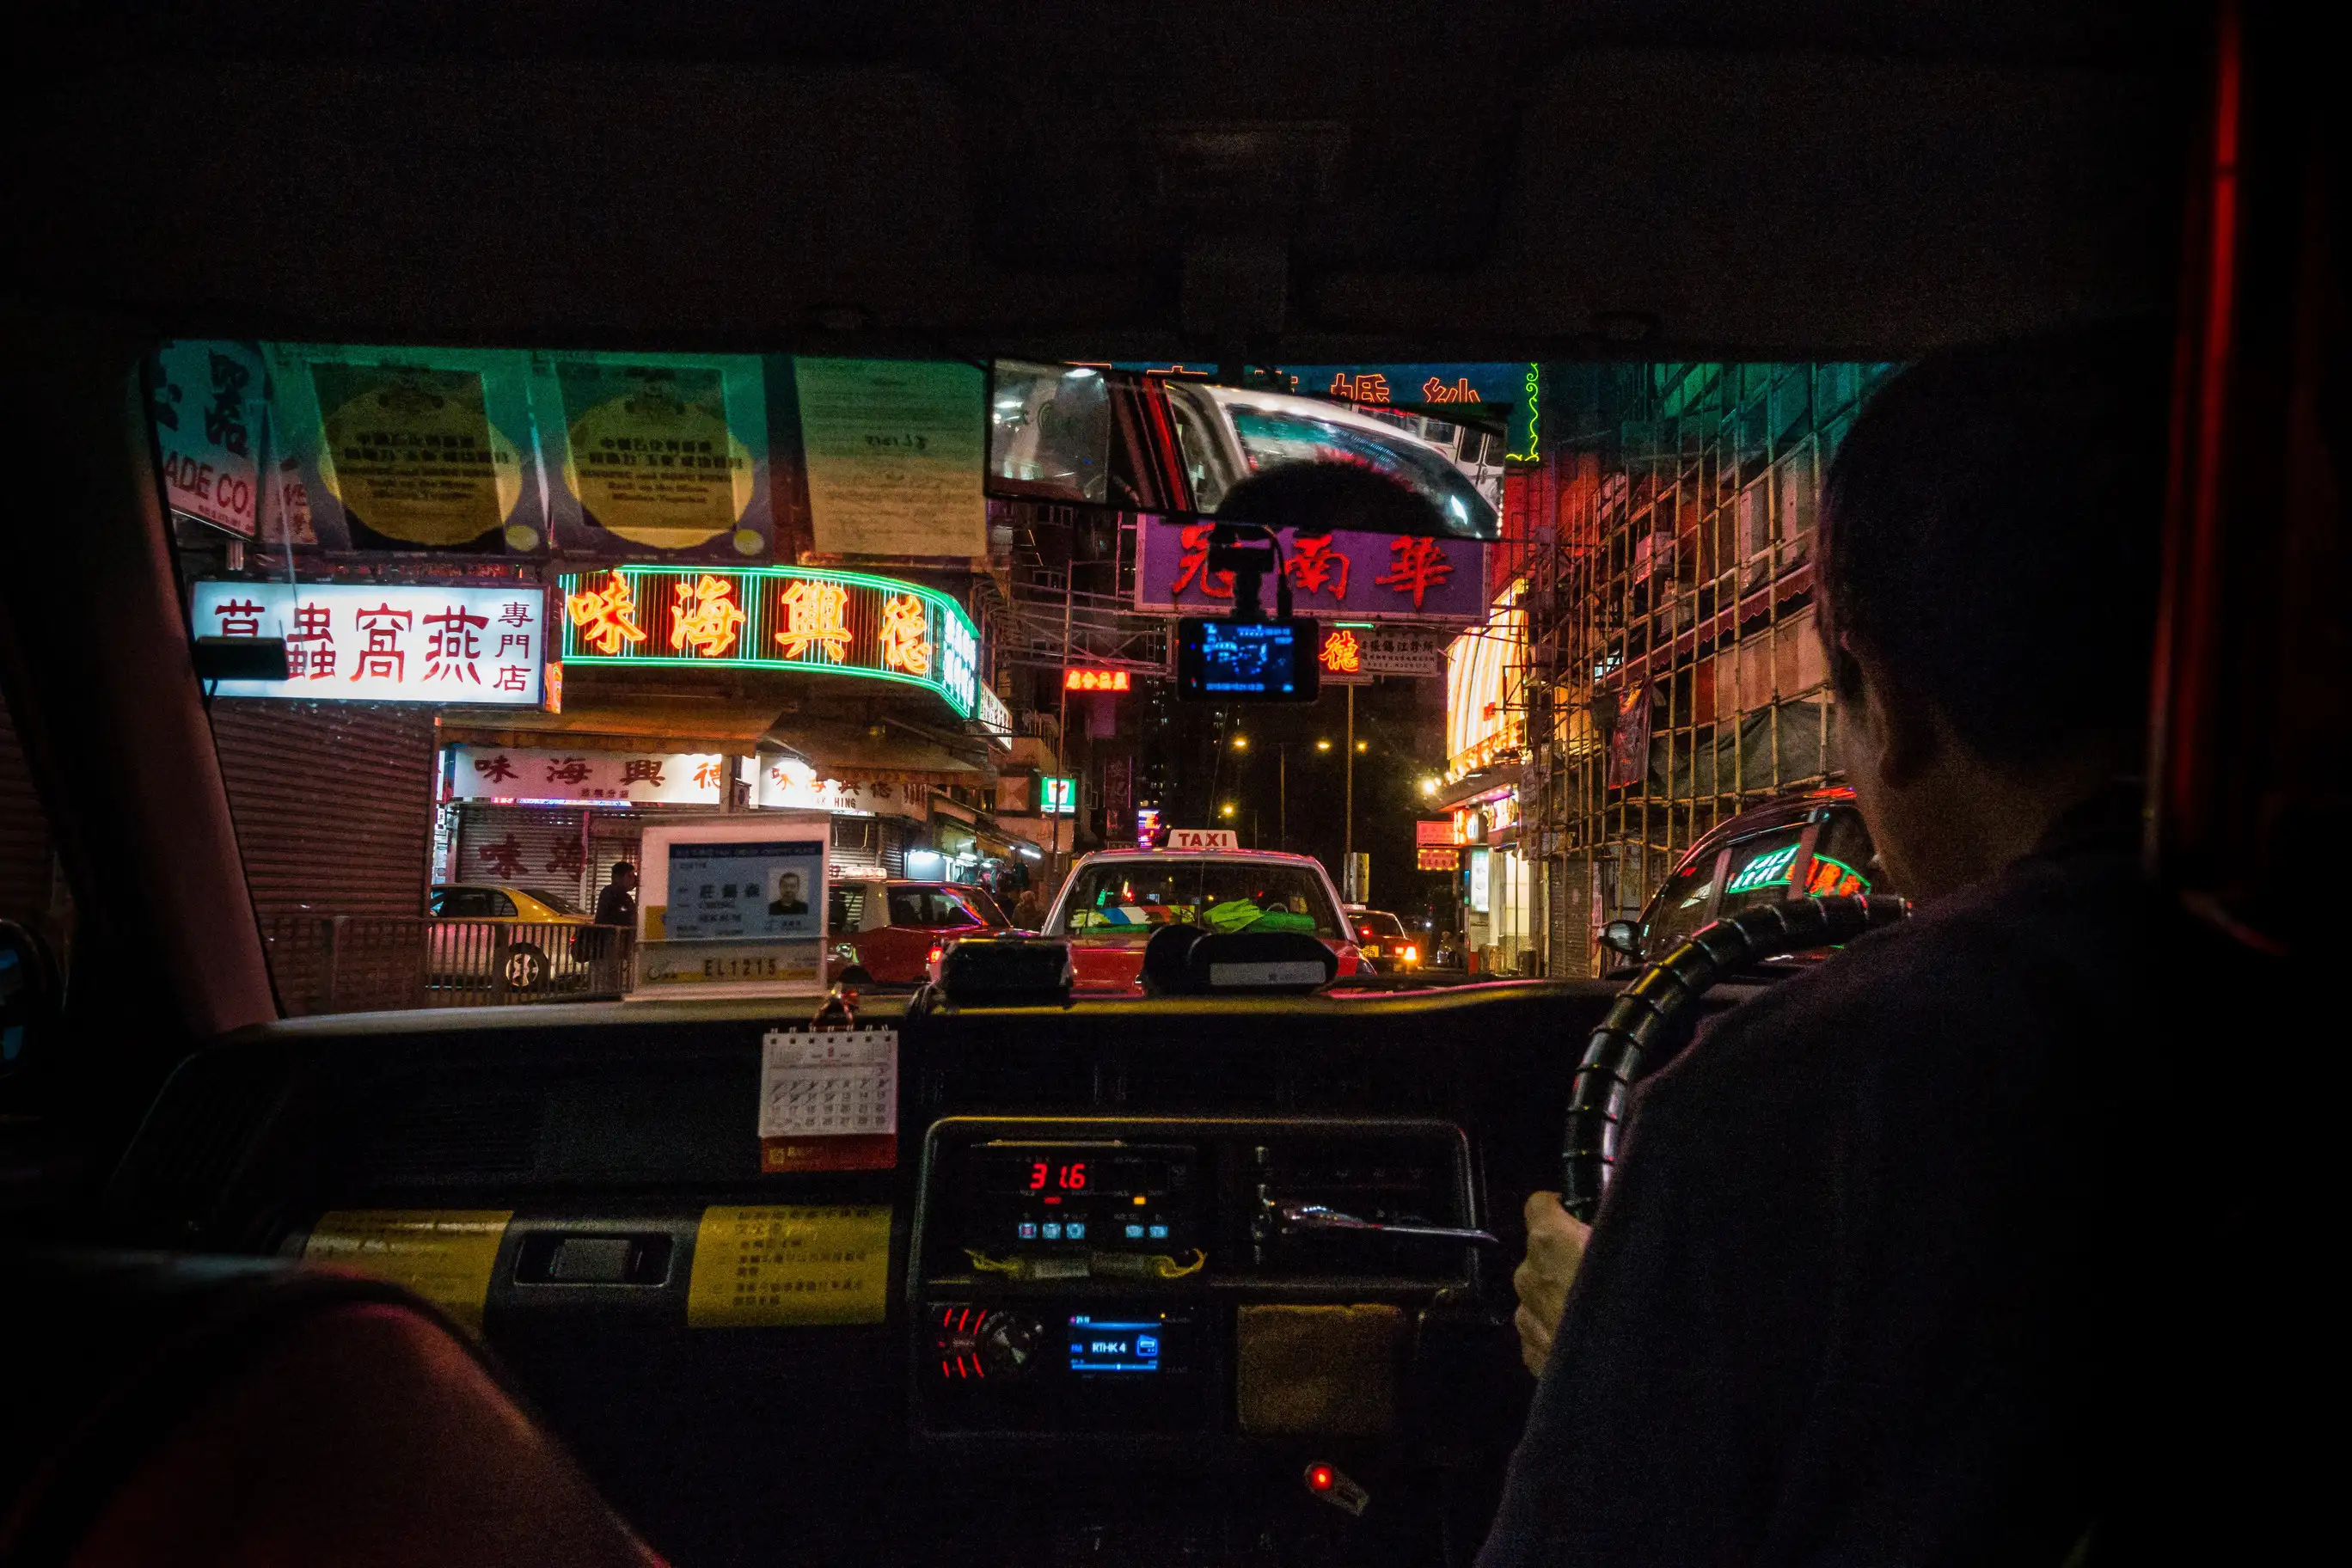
[969,1145,1197,1253]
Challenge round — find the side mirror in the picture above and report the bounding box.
[1599,920,1643,960]
[0,920,62,1079]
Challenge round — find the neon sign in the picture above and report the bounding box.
[1724,843,1801,897]
[556,566,979,717]
[1320,627,1363,675]
[1064,669,1131,692]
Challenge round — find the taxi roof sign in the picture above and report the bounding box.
[1166,829,1240,851]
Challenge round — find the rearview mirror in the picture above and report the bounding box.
[1599,920,1643,960]
[986,361,1499,541]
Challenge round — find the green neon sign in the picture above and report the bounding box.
[556,564,978,718]
[1724,842,1799,897]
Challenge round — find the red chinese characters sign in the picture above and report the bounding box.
[450,746,726,805]
[1136,520,1485,624]
[192,581,546,705]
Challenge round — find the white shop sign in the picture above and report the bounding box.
[1353,623,1451,677]
[756,756,927,819]
[452,745,724,804]
[193,580,546,705]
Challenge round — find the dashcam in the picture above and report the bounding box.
[1174,617,1320,702]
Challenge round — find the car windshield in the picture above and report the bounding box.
[1055,861,1344,942]
[127,344,1898,1014]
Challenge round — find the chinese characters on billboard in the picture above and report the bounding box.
[555,566,979,718]
[192,581,547,705]
[1136,519,1486,624]
[450,746,728,805]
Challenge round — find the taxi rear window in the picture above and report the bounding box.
[1058,862,1342,940]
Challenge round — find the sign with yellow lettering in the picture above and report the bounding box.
[302,1210,513,1329]
[686,1204,892,1327]
[312,364,525,548]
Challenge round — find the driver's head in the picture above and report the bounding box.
[1817,323,2168,898]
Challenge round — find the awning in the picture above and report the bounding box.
[1432,765,1519,812]
[440,694,784,756]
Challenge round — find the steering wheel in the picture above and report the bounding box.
[1560,893,1912,1222]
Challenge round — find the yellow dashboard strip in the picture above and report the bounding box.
[687,1204,892,1327]
[302,1209,513,1330]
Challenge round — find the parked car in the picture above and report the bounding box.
[1600,786,1896,974]
[426,884,594,993]
[1346,908,1422,971]
[1042,848,1364,995]
[826,879,1009,987]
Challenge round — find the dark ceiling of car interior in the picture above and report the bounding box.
[9,2,2191,359]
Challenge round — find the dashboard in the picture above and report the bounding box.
[913,1117,1482,1446]
[99,982,1672,1566]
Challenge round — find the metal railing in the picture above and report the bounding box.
[260,916,634,1016]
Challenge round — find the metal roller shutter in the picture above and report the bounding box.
[208,701,437,920]
[0,700,57,927]
[588,816,645,912]
[453,804,594,912]
[830,815,887,877]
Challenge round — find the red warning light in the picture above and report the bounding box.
[1306,1464,1335,1492]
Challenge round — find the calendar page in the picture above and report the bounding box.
[757,1027,898,1172]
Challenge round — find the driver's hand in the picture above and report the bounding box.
[1512,1191,1591,1376]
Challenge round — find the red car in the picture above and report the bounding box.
[825,879,1009,987]
[1039,848,1364,995]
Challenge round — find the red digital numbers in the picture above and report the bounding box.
[1023,1160,1090,1191]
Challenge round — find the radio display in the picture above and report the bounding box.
[1069,1315,1168,1374]
[969,1144,1197,1253]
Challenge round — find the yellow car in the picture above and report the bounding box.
[428,884,597,994]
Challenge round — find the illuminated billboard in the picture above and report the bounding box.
[554,565,979,718]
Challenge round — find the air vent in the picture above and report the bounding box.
[923,1052,1098,1114]
[357,1088,544,1187]
[1118,1051,1297,1112]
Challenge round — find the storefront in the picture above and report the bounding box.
[1449,784,1536,976]
[1442,585,1535,973]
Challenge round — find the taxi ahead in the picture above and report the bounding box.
[1038,844,1366,995]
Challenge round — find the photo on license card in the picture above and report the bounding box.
[665,841,824,941]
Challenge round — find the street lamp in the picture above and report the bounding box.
[1420,777,1439,796]
[1220,801,1237,818]
[1315,738,1332,752]
[1231,734,1249,750]
[1356,739,1369,753]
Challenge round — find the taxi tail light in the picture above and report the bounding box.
[1402,945,1418,962]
